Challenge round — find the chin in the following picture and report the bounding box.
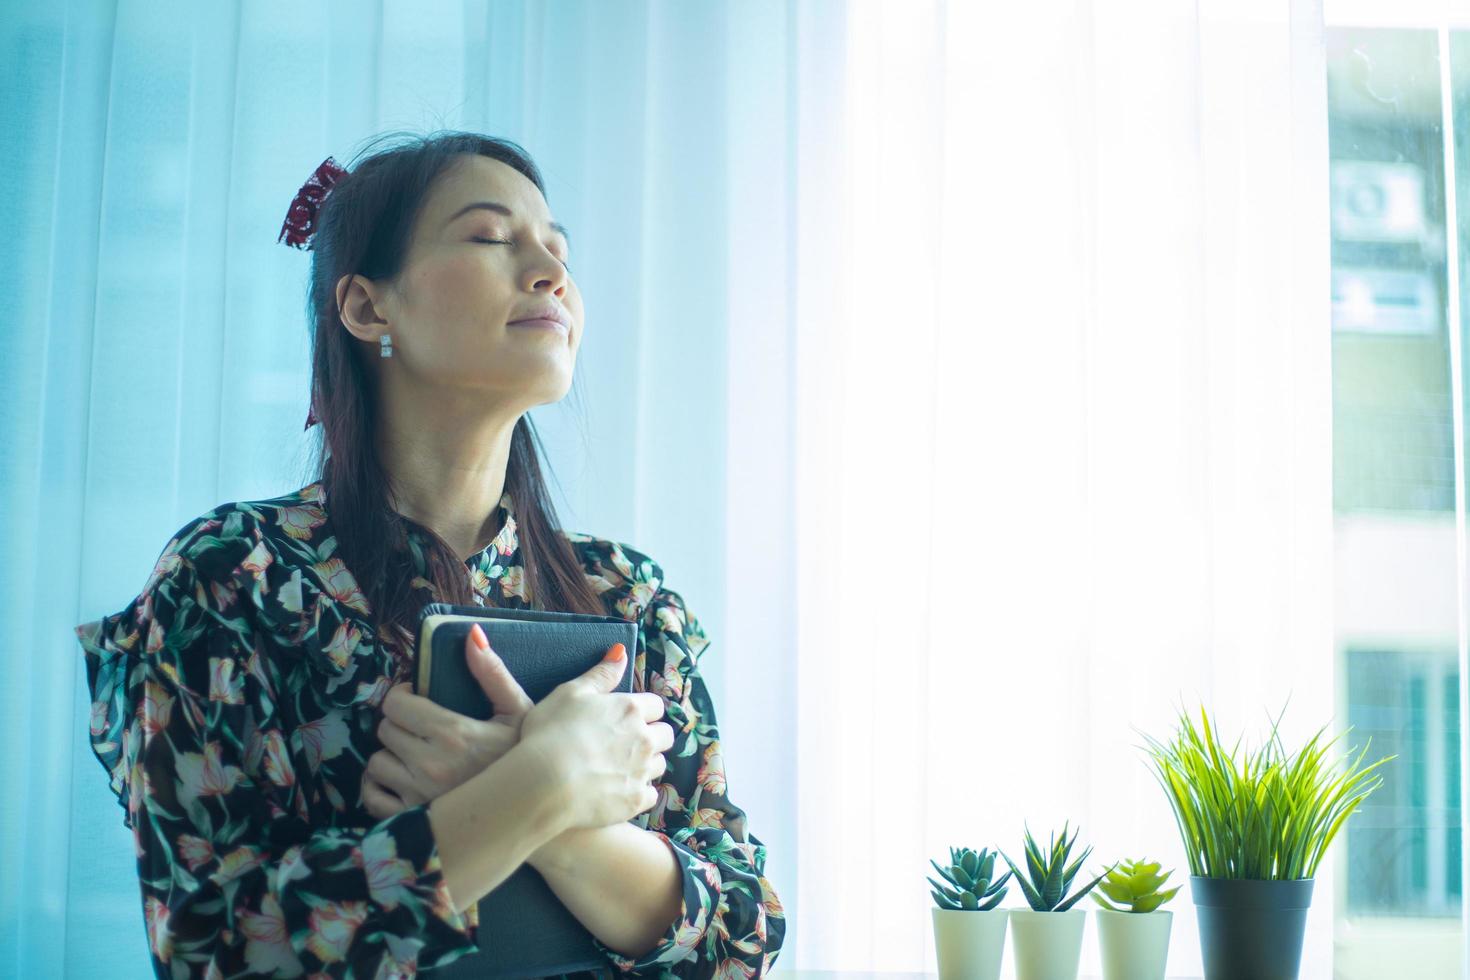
[524,370,575,404]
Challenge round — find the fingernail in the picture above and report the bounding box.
[603,642,626,662]
[470,623,489,650]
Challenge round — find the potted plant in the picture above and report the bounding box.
[1090,857,1180,980]
[1000,823,1114,980]
[927,846,1012,980]
[1140,704,1394,980]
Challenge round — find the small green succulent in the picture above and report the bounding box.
[1091,857,1181,913]
[1001,822,1116,912]
[928,846,1012,911]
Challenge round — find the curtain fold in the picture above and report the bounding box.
[3,2,782,975]
[788,0,1333,974]
[4,0,1357,976]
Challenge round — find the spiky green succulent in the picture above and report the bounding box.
[927,846,1012,911]
[1091,857,1181,912]
[1001,822,1116,912]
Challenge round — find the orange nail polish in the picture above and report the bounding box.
[470,623,489,650]
[603,643,626,662]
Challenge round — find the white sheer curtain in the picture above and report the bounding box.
[778,0,1334,975]
[5,0,1342,976]
[2,1,784,975]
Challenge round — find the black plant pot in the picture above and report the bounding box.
[1190,876,1314,980]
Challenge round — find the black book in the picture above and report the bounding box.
[413,602,638,979]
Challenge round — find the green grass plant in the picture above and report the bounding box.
[1139,702,1394,880]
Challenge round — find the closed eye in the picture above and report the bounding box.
[471,237,571,272]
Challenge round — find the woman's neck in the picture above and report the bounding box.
[376,411,518,562]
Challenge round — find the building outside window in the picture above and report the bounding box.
[1327,9,1469,976]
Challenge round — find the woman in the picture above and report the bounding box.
[75,131,784,979]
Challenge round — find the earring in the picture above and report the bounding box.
[380,334,393,358]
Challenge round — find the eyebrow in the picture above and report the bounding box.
[445,201,570,245]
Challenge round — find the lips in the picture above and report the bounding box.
[508,306,570,329]
[509,317,569,333]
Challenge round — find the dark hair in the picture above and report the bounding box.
[302,130,605,666]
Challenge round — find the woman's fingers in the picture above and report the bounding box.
[466,627,536,718]
[634,692,666,723]
[643,722,673,782]
[377,715,435,771]
[381,682,469,740]
[366,747,421,801]
[362,773,407,818]
[649,720,675,753]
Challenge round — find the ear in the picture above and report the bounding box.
[335,273,391,344]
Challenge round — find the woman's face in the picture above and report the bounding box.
[371,153,582,411]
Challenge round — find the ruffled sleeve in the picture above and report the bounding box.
[588,549,786,977]
[76,513,479,977]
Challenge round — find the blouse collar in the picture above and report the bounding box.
[316,473,525,606]
[465,490,519,572]
[407,488,524,606]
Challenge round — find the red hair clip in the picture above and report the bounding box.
[284,156,347,429]
[278,156,348,251]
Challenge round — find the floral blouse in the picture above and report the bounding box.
[75,478,784,978]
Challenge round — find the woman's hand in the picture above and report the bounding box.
[518,643,676,832]
[361,623,533,819]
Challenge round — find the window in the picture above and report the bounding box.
[1327,14,1469,975]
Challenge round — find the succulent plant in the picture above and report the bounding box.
[927,846,1012,911]
[1090,857,1181,913]
[1001,821,1116,912]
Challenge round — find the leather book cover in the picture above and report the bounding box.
[413,602,638,979]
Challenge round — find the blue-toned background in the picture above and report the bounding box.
[2,1,804,974]
[16,1,1470,977]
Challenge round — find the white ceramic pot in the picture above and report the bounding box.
[1095,908,1172,980]
[1008,909,1086,980]
[931,907,1009,980]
